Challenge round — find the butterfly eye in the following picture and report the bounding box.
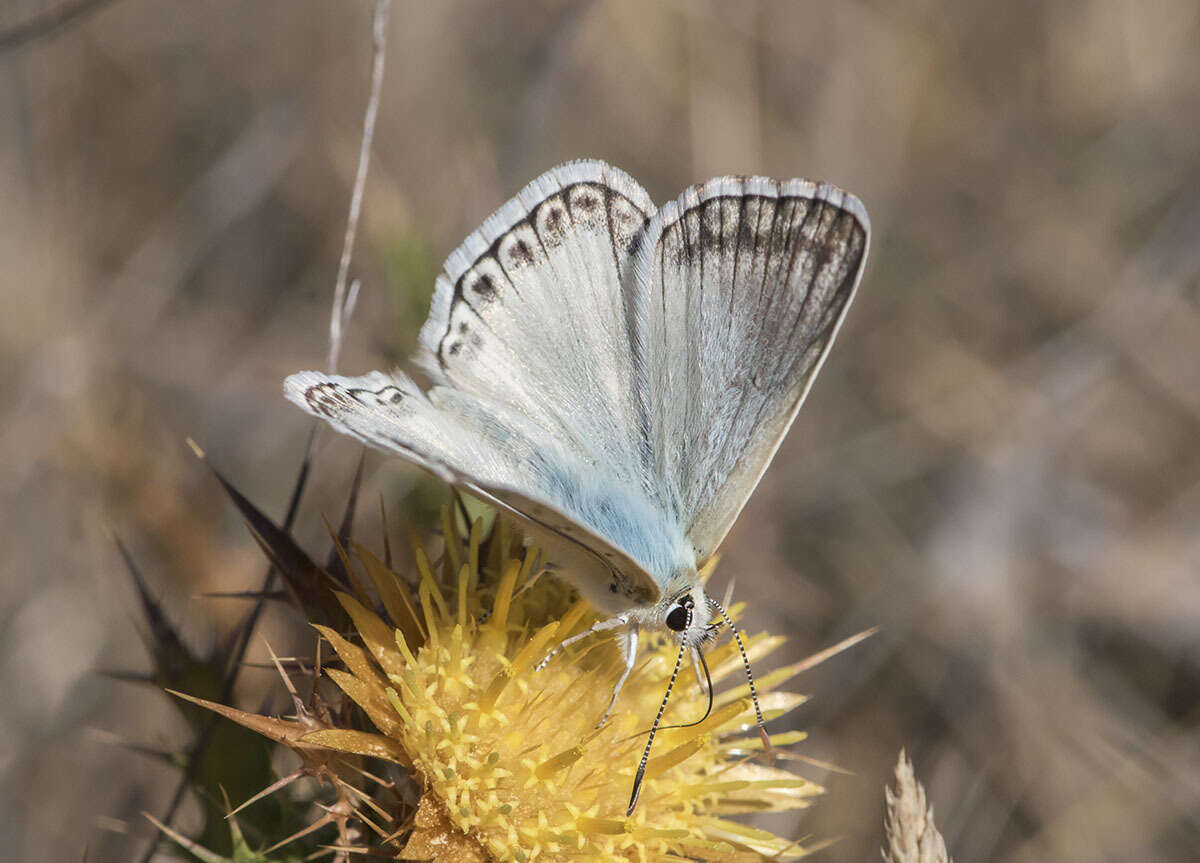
[665,603,690,632]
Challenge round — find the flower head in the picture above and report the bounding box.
[306,515,827,861]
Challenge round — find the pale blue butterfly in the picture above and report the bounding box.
[285,160,870,812]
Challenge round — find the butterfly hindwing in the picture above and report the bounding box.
[283,369,665,606]
[626,177,870,560]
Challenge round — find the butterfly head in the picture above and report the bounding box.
[659,586,716,646]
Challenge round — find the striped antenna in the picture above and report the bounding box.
[709,597,774,764]
[626,606,691,815]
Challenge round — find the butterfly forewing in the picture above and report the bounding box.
[626,177,869,560]
[416,161,656,485]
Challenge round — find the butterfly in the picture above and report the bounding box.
[285,159,869,812]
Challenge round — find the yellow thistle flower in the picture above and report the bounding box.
[300,515,835,862]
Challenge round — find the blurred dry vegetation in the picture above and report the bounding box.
[2,0,1199,861]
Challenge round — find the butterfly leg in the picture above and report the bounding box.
[690,646,710,699]
[597,624,639,728]
[535,613,629,672]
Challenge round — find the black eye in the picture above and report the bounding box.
[665,603,690,632]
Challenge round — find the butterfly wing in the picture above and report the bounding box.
[286,164,869,599]
[415,159,656,488]
[285,161,685,607]
[625,177,870,561]
[284,369,665,607]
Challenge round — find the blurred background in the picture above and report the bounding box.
[2,0,1199,860]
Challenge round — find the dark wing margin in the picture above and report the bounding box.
[412,160,658,487]
[626,176,870,560]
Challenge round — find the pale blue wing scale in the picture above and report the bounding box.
[283,162,692,606]
[283,369,681,606]
[625,177,870,560]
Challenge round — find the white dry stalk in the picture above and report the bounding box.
[883,750,952,863]
[328,0,391,375]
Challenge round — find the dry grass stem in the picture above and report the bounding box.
[883,750,951,863]
[329,0,392,374]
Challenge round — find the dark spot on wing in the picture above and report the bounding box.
[433,181,659,374]
[569,186,602,219]
[539,199,567,246]
[305,382,353,417]
[305,380,407,414]
[507,238,534,266]
[472,274,498,302]
[613,203,640,231]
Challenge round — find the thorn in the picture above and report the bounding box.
[790,626,881,676]
[265,640,305,714]
[165,689,317,748]
[112,533,195,678]
[264,811,336,854]
[334,755,392,789]
[774,750,855,774]
[333,775,393,823]
[239,657,330,671]
[144,812,226,863]
[325,450,366,579]
[379,494,393,570]
[227,770,306,819]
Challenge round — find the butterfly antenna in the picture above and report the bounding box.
[645,646,714,734]
[709,598,774,765]
[627,608,691,816]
